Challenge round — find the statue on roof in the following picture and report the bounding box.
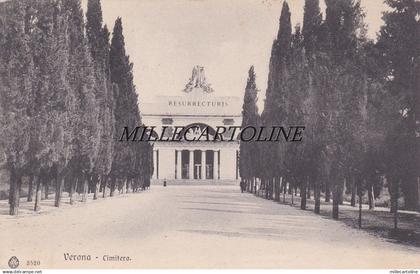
[183,65,214,93]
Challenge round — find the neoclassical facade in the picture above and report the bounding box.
[142,66,242,181]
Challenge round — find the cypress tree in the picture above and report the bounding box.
[239,66,260,190]
[378,0,420,211]
[109,17,128,189]
[0,0,33,215]
[86,0,115,199]
[16,0,73,211]
[110,17,143,193]
[265,0,292,104]
[110,18,128,87]
[264,0,292,114]
[37,0,72,209]
[302,0,322,55]
[260,1,292,199]
[86,0,104,62]
[277,1,292,62]
[323,0,365,60]
[317,0,368,219]
[64,0,99,204]
[0,0,148,211]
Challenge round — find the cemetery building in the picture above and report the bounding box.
[142,66,242,181]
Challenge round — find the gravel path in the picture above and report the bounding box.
[1,185,419,268]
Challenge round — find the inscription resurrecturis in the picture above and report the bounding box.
[168,100,229,107]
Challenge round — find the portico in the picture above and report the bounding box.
[142,66,242,182]
[174,149,219,180]
[149,139,239,181]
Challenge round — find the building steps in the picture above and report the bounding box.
[151,179,239,185]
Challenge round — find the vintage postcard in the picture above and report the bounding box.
[0,0,419,272]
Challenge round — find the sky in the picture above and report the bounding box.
[83,0,389,111]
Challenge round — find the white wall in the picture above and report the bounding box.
[155,148,176,180]
[219,147,238,180]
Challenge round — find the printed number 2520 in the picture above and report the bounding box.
[26,260,41,266]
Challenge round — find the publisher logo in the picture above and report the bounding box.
[8,256,19,269]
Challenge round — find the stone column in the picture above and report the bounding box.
[153,150,157,179]
[201,150,206,180]
[156,150,159,179]
[176,150,182,179]
[213,150,218,180]
[189,150,194,180]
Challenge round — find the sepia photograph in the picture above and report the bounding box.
[0,0,419,272]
